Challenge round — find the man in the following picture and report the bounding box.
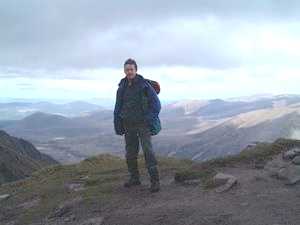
[114,58,161,193]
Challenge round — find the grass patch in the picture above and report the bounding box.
[0,154,128,225]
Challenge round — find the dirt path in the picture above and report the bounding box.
[88,167,300,225]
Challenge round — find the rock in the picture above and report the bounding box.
[264,153,300,185]
[277,165,300,185]
[264,155,290,177]
[183,179,202,185]
[0,194,10,201]
[213,173,235,185]
[213,173,238,193]
[282,148,300,160]
[80,175,89,180]
[294,148,300,153]
[292,156,300,165]
[65,182,85,192]
[215,177,238,193]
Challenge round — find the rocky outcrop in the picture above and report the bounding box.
[264,147,300,185]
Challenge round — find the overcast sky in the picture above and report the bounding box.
[1,0,300,102]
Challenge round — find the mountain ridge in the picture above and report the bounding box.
[0,130,59,184]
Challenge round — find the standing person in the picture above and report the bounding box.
[114,58,162,193]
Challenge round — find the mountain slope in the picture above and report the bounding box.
[0,138,299,225]
[0,130,59,184]
[173,108,300,161]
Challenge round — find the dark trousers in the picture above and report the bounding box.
[123,119,159,183]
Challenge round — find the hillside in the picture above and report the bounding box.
[158,98,300,160]
[0,130,59,184]
[0,138,299,225]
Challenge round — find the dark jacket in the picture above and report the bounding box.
[114,74,161,136]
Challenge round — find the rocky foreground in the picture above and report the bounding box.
[0,138,300,225]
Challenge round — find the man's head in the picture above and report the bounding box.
[124,58,137,80]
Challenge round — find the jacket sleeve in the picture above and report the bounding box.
[113,87,125,135]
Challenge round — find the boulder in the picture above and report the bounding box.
[282,148,300,160]
[213,173,238,193]
[292,156,300,165]
[264,155,289,177]
[277,165,300,185]
[0,194,10,201]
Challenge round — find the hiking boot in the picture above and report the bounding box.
[147,165,160,192]
[123,178,141,188]
[149,181,160,193]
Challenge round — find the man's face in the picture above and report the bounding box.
[124,64,137,80]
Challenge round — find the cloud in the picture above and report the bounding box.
[1,0,300,101]
[1,0,300,73]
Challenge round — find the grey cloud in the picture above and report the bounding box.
[1,0,300,74]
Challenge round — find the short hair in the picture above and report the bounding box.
[124,58,138,71]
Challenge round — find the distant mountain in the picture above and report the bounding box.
[172,110,300,161]
[1,110,123,164]
[163,94,300,117]
[3,110,113,136]
[1,94,300,164]
[161,99,209,117]
[0,101,103,120]
[0,130,59,184]
[226,93,300,102]
[155,95,300,160]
